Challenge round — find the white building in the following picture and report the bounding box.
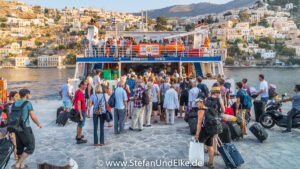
[15,56,30,67]
[37,55,64,68]
[261,50,275,59]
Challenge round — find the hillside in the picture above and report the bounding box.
[134,0,258,18]
[0,0,36,19]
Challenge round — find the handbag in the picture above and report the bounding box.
[104,94,113,122]
[189,138,204,167]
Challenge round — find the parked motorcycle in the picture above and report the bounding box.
[259,94,300,129]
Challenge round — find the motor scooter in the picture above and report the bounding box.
[259,94,300,129]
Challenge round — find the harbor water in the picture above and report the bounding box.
[0,68,300,100]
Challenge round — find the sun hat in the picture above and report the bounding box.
[211,86,221,92]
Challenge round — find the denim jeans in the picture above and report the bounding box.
[261,97,269,104]
[114,109,126,133]
[93,114,105,144]
[286,108,300,131]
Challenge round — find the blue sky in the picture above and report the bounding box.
[20,0,232,12]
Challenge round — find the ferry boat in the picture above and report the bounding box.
[71,23,234,92]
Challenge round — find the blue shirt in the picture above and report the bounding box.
[90,93,109,113]
[293,92,300,110]
[126,78,136,97]
[60,83,72,102]
[189,87,200,108]
[115,87,128,109]
[152,84,160,102]
[14,99,33,127]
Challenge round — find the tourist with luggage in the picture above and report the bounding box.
[235,82,248,135]
[254,74,269,104]
[144,82,153,127]
[163,80,179,125]
[194,98,215,169]
[179,75,191,118]
[10,89,42,169]
[276,84,300,133]
[113,81,128,134]
[189,80,200,112]
[74,80,88,144]
[85,76,94,118]
[59,78,73,112]
[130,79,145,131]
[159,78,170,121]
[242,78,251,96]
[206,86,225,156]
[89,86,108,146]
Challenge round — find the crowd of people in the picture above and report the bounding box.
[1,68,300,168]
[81,35,193,58]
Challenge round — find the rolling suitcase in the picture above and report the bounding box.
[0,138,14,169]
[219,123,232,144]
[218,138,244,169]
[249,123,268,143]
[56,106,64,119]
[253,101,265,122]
[228,122,243,141]
[56,111,69,126]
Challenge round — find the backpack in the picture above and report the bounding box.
[197,84,209,98]
[108,89,116,108]
[180,82,190,98]
[241,90,252,109]
[6,101,29,133]
[204,105,223,135]
[142,89,149,105]
[94,95,104,115]
[204,97,223,135]
[268,88,277,100]
[0,104,6,128]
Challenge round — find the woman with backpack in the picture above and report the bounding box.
[206,86,225,156]
[194,98,215,169]
[218,78,228,108]
[89,86,108,146]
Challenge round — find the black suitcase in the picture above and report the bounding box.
[253,101,265,122]
[228,122,243,141]
[0,138,14,169]
[56,106,64,119]
[219,123,231,143]
[249,123,268,143]
[188,118,198,135]
[56,111,69,126]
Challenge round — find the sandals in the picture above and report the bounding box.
[204,162,214,169]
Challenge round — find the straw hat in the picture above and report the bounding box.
[211,86,220,93]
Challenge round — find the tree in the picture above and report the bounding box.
[258,18,270,28]
[238,10,249,22]
[228,45,242,58]
[0,23,7,28]
[225,58,234,65]
[281,46,296,57]
[223,11,232,18]
[206,15,214,24]
[0,17,7,22]
[64,53,77,65]
[155,16,167,31]
[58,44,66,50]
[35,40,42,47]
[185,23,195,32]
[253,53,261,59]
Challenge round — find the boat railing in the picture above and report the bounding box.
[82,44,222,58]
